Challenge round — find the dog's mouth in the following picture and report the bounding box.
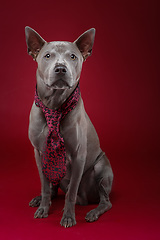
[46,79,72,89]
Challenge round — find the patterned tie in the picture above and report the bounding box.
[34,84,80,185]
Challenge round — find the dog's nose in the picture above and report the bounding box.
[54,65,67,75]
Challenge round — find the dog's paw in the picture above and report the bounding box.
[34,206,49,218]
[85,201,112,222]
[29,196,41,207]
[85,209,99,222]
[60,215,76,228]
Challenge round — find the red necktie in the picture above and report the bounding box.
[34,84,80,185]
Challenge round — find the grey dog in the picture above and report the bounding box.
[25,27,113,228]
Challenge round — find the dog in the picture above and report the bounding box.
[25,27,113,228]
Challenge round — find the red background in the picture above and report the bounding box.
[0,0,159,239]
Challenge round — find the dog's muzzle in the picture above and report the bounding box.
[52,79,71,89]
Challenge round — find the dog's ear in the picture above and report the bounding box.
[25,26,46,60]
[74,28,96,61]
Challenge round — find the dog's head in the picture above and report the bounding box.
[25,27,95,89]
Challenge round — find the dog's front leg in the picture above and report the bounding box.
[60,147,86,228]
[33,148,51,218]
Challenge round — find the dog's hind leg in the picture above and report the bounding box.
[29,184,58,207]
[85,153,113,222]
[29,195,41,207]
[29,148,52,218]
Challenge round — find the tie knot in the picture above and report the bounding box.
[45,110,62,133]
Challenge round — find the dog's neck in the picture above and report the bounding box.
[36,75,78,110]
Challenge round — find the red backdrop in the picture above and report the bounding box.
[0,0,159,239]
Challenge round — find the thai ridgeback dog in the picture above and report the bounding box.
[25,27,113,228]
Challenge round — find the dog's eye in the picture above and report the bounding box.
[44,53,51,59]
[70,54,77,61]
